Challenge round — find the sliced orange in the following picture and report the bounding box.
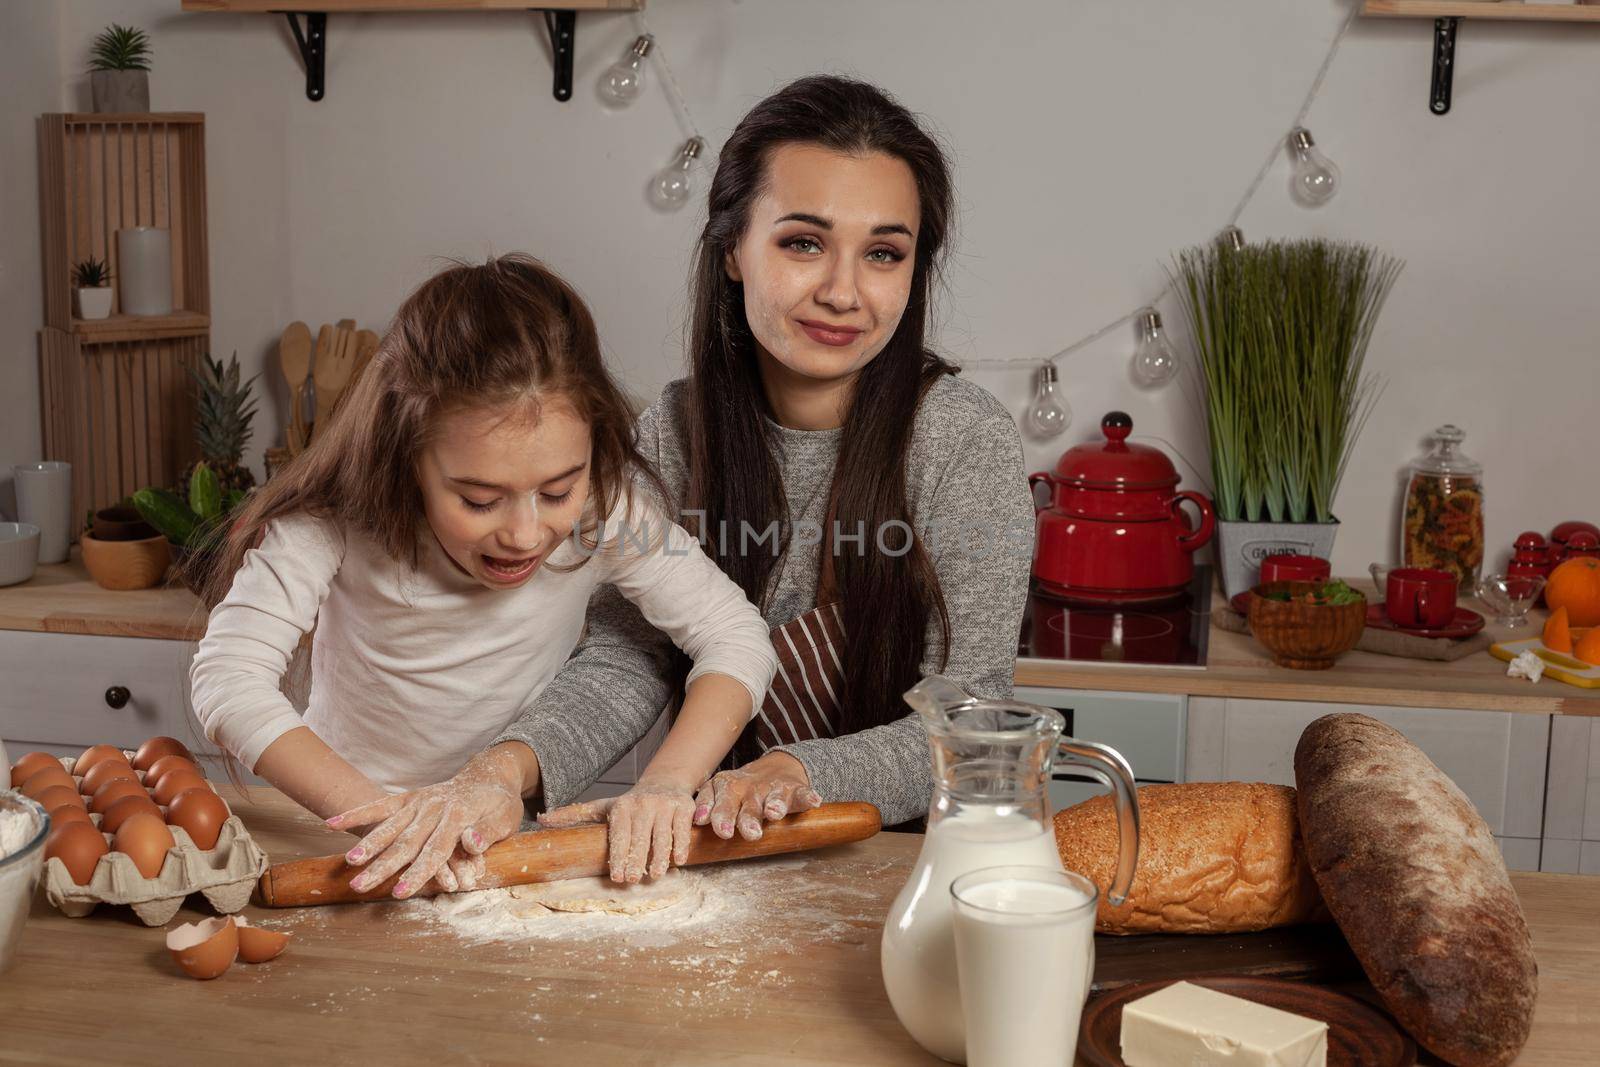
[1575,627,1600,667]
[1544,606,1573,654]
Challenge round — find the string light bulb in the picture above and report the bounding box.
[1219,225,1246,252]
[1027,364,1070,439]
[1287,127,1340,208]
[599,35,653,106]
[649,137,704,210]
[1132,308,1179,388]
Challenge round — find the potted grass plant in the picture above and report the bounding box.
[72,257,114,320]
[1172,237,1402,600]
[89,24,152,113]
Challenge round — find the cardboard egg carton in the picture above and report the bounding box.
[41,757,269,927]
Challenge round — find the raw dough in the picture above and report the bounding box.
[507,869,700,916]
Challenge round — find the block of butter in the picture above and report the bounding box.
[1121,981,1328,1067]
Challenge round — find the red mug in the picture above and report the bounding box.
[1386,568,1456,629]
[1259,554,1331,584]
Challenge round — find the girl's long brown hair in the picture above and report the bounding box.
[202,254,656,608]
[684,75,957,749]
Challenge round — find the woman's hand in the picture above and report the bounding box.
[694,751,821,841]
[327,743,531,899]
[538,780,696,884]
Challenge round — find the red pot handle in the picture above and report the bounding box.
[1028,472,1052,515]
[1172,491,1215,552]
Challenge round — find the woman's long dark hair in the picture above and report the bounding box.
[684,75,956,744]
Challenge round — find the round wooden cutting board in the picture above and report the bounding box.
[1078,975,1417,1067]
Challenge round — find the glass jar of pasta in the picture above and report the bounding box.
[1401,425,1484,591]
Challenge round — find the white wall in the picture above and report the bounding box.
[3,0,1596,575]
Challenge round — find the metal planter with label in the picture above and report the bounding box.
[1214,518,1339,601]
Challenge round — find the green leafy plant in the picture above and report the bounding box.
[71,257,112,288]
[1171,238,1401,525]
[132,463,247,550]
[1261,578,1365,606]
[89,24,152,72]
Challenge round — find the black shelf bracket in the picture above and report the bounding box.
[540,10,577,102]
[283,12,327,102]
[1430,16,1459,116]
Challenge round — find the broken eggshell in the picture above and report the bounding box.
[232,916,291,963]
[166,916,239,979]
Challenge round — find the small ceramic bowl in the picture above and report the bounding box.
[90,505,157,542]
[1247,580,1367,670]
[80,531,171,591]
[0,523,41,587]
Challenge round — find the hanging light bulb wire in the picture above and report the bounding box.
[633,11,706,146]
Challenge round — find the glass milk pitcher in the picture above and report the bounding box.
[881,676,1141,1064]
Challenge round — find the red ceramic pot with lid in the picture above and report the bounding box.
[1029,411,1215,602]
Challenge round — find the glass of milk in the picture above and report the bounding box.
[951,864,1098,1067]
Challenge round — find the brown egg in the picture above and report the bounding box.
[143,754,200,790]
[112,812,174,879]
[100,794,162,835]
[152,769,209,807]
[20,765,75,800]
[48,804,96,831]
[232,917,292,963]
[79,759,140,797]
[166,916,238,980]
[35,785,84,815]
[45,820,109,885]
[10,751,61,788]
[74,744,129,777]
[166,786,230,850]
[90,777,148,814]
[132,736,193,772]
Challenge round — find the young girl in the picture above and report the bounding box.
[189,255,776,897]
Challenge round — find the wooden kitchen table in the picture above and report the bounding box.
[3,791,1597,1065]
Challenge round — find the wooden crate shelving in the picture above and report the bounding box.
[36,113,211,525]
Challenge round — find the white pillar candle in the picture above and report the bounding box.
[117,226,173,316]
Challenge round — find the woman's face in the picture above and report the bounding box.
[417,398,592,590]
[726,144,919,417]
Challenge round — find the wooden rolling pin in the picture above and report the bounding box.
[256,801,881,908]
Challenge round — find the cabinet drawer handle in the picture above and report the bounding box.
[104,686,131,710]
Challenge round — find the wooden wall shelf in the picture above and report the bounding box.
[72,311,211,345]
[1363,1,1600,22]
[1362,1,1600,115]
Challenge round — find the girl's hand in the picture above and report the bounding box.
[694,751,821,842]
[538,781,696,884]
[328,745,528,899]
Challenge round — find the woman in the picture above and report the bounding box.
[338,75,1035,893]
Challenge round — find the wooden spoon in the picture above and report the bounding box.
[308,324,334,443]
[278,322,313,455]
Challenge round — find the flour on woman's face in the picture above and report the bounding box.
[725,144,919,426]
[416,397,592,591]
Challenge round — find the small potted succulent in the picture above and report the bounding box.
[89,24,152,113]
[72,257,114,320]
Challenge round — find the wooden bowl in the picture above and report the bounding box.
[1247,580,1366,670]
[91,505,157,542]
[80,531,172,591]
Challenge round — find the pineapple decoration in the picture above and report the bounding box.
[181,351,259,496]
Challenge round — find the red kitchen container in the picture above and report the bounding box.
[1028,411,1214,603]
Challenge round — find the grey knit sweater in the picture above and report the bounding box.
[493,373,1036,826]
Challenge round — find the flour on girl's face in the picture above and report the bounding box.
[416,397,594,592]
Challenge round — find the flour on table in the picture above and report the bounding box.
[506,869,700,916]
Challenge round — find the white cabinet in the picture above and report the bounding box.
[1184,698,1550,872]
[1542,715,1600,874]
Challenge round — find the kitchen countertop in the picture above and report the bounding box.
[2,789,1596,1064]
[5,557,1598,716]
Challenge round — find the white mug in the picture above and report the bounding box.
[14,462,72,564]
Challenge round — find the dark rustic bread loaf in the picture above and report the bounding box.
[1294,713,1537,1067]
[1053,781,1328,935]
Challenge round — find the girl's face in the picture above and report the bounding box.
[725,144,919,417]
[417,398,592,590]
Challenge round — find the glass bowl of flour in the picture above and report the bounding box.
[0,790,50,974]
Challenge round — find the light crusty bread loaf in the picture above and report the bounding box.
[1052,781,1328,935]
[1295,713,1537,1067]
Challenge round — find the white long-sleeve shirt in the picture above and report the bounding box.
[189,500,777,792]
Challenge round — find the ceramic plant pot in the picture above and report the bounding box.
[1247,580,1366,670]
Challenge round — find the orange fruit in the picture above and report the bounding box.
[1545,607,1573,653]
[1575,627,1600,667]
[1546,557,1600,628]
